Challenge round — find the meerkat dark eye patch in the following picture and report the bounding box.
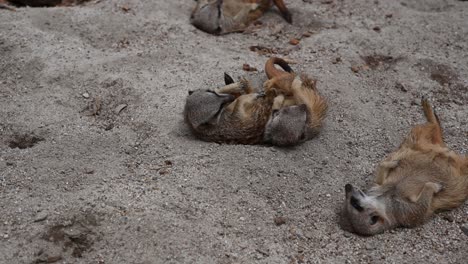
[370,215,380,225]
[350,197,364,212]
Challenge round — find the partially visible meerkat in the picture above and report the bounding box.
[263,57,328,146]
[191,0,292,35]
[341,98,468,236]
[0,0,15,9]
[184,74,277,144]
[2,0,89,6]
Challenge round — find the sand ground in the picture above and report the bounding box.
[0,0,467,263]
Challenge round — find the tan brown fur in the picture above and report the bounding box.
[184,78,277,144]
[185,58,327,146]
[4,0,89,6]
[341,98,468,235]
[263,57,327,146]
[191,0,292,35]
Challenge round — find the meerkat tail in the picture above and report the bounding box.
[421,97,445,146]
[272,0,292,23]
[265,57,294,79]
[421,97,440,125]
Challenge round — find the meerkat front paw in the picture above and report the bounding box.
[239,78,254,94]
[263,79,275,91]
[265,87,278,97]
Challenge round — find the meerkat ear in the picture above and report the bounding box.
[375,160,399,185]
[224,73,235,85]
[188,90,194,95]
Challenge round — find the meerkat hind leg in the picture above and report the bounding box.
[215,82,243,94]
[263,75,295,96]
[216,79,254,94]
[272,94,286,110]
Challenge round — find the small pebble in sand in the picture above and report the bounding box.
[114,104,128,115]
[351,65,360,73]
[47,255,62,263]
[242,64,257,72]
[332,57,342,64]
[34,211,48,222]
[274,216,286,226]
[395,82,408,92]
[442,214,454,222]
[289,38,300,45]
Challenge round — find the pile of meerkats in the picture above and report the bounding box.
[185,0,468,236]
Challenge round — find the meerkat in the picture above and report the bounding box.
[263,57,328,146]
[341,98,468,236]
[2,0,88,6]
[6,0,60,6]
[191,0,292,35]
[184,73,277,144]
[0,0,15,9]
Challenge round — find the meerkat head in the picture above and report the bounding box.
[264,104,308,146]
[184,89,235,128]
[340,184,390,236]
[190,0,224,34]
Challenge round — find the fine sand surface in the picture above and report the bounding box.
[1,0,467,263]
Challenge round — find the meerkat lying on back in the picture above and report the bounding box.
[341,98,468,235]
[184,74,277,144]
[191,0,292,35]
[263,57,328,146]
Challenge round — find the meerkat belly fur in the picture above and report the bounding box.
[341,98,468,236]
[191,0,292,35]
